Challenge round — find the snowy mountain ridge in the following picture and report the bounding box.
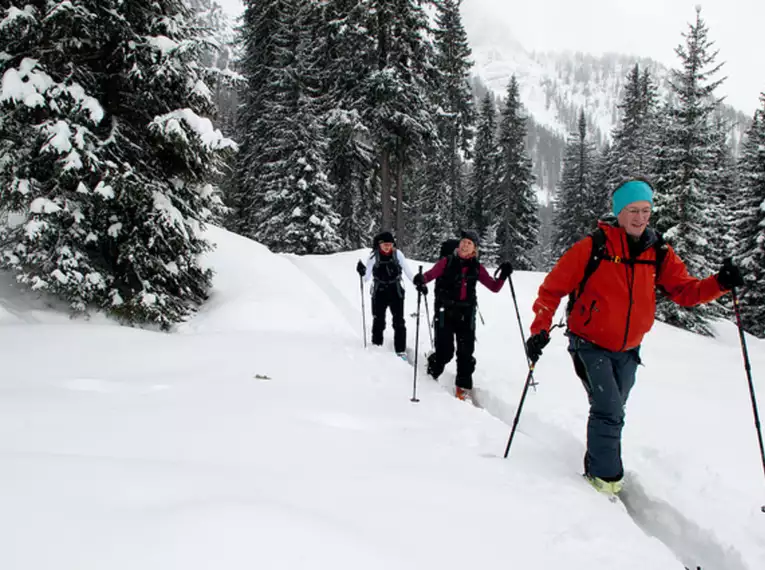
[466,20,750,149]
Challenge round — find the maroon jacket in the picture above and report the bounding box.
[421,255,504,301]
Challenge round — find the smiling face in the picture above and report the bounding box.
[379,242,394,254]
[617,200,652,238]
[458,238,476,258]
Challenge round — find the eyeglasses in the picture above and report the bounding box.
[624,207,652,216]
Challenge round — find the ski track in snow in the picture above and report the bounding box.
[403,342,749,570]
[287,255,361,334]
[619,473,749,570]
[248,254,752,569]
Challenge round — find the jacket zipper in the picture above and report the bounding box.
[621,235,636,351]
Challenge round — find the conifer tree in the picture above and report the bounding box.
[0,0,234,327]
[468,92,500,241]
[707,114,738,270]
[432,0,474,231]
[653,7,726,335]
[235,0,341,253]
[316,0,376,248]
[409,157,454,259]
[553,111,598,256]
[607,64,660,188]
[231,0,284,236]
[363,0,438,237]
[591,142,613,219]
[734,95,765,337]
[495,76,538,269]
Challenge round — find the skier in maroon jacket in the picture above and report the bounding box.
[413,230,513,401]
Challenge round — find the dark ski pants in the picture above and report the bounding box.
[568,334,639,481]
[427,304,476,389]
[371,283,406,353]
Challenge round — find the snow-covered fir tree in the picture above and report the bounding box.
[188,0,242,136]
[480,223,501,266]
[653,7,727,335]
[591,141,613,219]
[553,110,598,256]
[407,159,454,259]
[0,0,235,328]
[320,0,377,249]
[734,94,765,337]
[432,0,474,231]
[467,92,500,241]
[606,64,660,188]
[707,114,738,270]
[230,0,282,237]
[495,76,538,269]
[363,0,438,239]
[234,0,341,253]
[407,0,474,257]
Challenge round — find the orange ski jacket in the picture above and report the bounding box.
[530,222,726,352]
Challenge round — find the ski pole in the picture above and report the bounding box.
[504,363,537,458]
[505,272,530,366]
[731,288,765,512]
[499,270,537,389]
[424,295,434,351]
[359,270,367,348]
[411,266,423,403]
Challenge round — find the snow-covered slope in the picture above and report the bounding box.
[1,226,764,569]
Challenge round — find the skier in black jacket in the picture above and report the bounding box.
[413,230,513,401]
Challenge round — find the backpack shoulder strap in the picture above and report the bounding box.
[567,228,607,314]
[580,228,608,292]
[392,247,402,267]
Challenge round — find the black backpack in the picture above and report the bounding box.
[439,238,461,259]
[566,227,669,314]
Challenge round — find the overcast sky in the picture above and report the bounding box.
[217,0,763,115]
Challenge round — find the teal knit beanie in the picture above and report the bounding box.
[612,180,654,216]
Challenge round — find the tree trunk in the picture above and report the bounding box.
[395,159,404,245]
[380,149,392,230]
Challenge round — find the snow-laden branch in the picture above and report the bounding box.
[149,108,237,151]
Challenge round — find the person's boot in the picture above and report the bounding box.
[584,473,623,496]
[426,354,441,380]
[455,386,473,402]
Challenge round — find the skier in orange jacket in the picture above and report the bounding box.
[525,178,744,494]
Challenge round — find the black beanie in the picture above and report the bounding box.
[373,231,395,247]
[460,229,480,247]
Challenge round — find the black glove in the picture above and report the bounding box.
[356,260,366,277]
[717,257,744,290]
[525,330,550,364]
[498,261,513,280]
[413,273,427,295]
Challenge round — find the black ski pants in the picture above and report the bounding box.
[371,282,406,353]
[427,303,476,389]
